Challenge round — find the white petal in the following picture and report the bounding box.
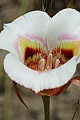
[0,28,20,59]
[47,8,80,51]
[4,53,77,93]
[0,11,50,58]
[23,11,50,44]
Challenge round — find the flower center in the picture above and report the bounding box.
[24,49,65,71]
[39,53,61,71]
[19,37,80,71]
[18,38,66,71]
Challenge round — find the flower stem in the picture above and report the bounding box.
[42,96,50,120]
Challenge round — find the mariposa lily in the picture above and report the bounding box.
[0,8,80,99]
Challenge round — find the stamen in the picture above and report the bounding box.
[60,40,62,55]
[55,59,60,68]
[46,53,53,69]
[39,59,45,71]
[45,66,50,70]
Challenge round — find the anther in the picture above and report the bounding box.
[39,59,45,71]
[46,53,53,69]
[55,59,60,68]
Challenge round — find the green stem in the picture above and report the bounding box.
[42,96,50,120]
[4,76,12,120]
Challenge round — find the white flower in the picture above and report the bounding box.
[0,8,80,96]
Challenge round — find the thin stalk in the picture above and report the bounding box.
[18,0,29,16]
[4,77,12,120]
[42,96,50,120]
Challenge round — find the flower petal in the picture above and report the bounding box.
[47,8,80,58]
[0,11,50,58]
[58,41,80,62]
[19,36,47,61]
[4,53,77,93]
[18,37,47,70]
[71,76,80,87]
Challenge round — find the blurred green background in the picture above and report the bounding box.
[0,0,80,120]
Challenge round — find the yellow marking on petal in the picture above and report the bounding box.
[18,37,47,70]
[62,41,80,55]
[58,41,80,61]
[19,37,42,61]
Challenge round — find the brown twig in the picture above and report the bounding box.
[72,99,80,120]
[64,0,75,8]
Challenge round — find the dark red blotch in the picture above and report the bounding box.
[24,47,40,61]
[61,49,73,60]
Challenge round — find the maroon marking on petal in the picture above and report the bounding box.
[24,47,40,61]
[37,81,71,96]
[61,49,73,60]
